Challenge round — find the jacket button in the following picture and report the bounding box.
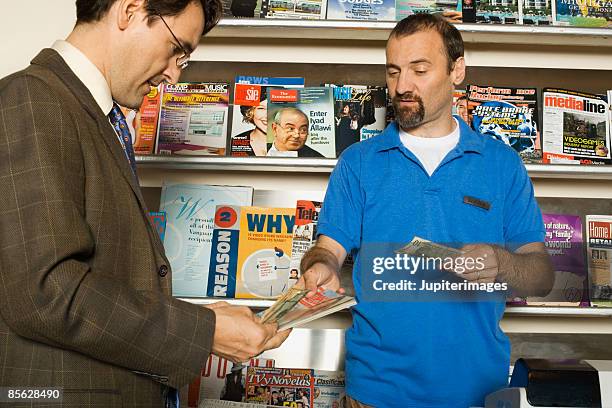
[158,265,169,277]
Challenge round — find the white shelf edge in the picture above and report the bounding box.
[505,306,612,317]
[178,297,612,317]
[137,156,612,179]
[207,19,612,46]
[178,297,275,308]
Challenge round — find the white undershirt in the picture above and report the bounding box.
[267,142,298,157]
[399,118,460,176]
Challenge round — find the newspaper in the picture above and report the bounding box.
[542,88,611,164]
[395,236,463,259]
[260,287,356,330]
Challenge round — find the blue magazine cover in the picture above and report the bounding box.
[160,183,253,297]
[326,0,396,20]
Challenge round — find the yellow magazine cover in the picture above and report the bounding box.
[236,207,296,299]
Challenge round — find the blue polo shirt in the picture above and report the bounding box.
[317,118,544,408]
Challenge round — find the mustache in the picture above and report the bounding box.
[392,93,423,104]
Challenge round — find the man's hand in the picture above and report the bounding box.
[206,302,291,363]
[294,235,347,298]
[295,262,344,297]
[454,244,498,283]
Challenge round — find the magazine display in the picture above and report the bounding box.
[147,211,167,243]
[527,214,588,306]
[134,85,162,155]
[267,88,335,158]
[231,76,305,157]
[222,0,264,18]
[554,0,611,27]
[288,200,322,290]
[586,215,612,307]
[313,371,346,408]
[452,89,469,124]
[260,0,327,18]
[208,205,242,298]
[156,82,229,156]
[188,356,275,407]
[326,0,395,20]
[542,88,611,164]
[159,184,253,297]
[520,0,552,25]
[245,367,315,406]
[395,0,462,22]
[329,85,387,156]
[476,0,519,23]
[200,400,276,408]
[467,84,541,163]
[260,286,356,330]
[235,207,296,299]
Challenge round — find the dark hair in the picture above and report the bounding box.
[389,13,464,73]
[76,0,222,35]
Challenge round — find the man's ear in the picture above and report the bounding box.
[116,0,147,30]
[451,57,466,86]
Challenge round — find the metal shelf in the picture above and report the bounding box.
[505,306,612,317]
[179,297,612,317]
[136,156,612,179]
[207,19,612,47]
[178,297,275,308]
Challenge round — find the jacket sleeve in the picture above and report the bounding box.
[0,73,214,388]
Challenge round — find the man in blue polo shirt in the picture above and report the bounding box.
[297,14,554,408]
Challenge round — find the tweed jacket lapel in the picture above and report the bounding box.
[30,48,168,257]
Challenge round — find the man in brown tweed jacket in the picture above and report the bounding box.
[0,1,290,407]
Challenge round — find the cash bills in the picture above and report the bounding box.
[395,236,463,259]
[259,287,355,330]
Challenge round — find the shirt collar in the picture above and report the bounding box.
[375,115,485,155]
[51,40,113,116]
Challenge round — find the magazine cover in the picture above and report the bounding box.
[452,89,469,125]
[288,200,322,290]
[520,0,552,24]
[159,184,253,297]
[222,0,264,17]
[476,0,520,23]
[235,207,296,299]
[207,205,242,298]
[267,88,335,158]
[395,0,463,22]
[326,0,396,20]
[554,0,611,27]
[147,211,167,243]
[156,82,229,156]
[313,371,346,408]
[467,84,541,163]
[586,215,612,307]
[330,85,387,156]
[123,86,162,155]
[245,367,315,406]
[542,88,611,164]
[231,76,305,157]
[527,214,588,306]
[188,356,275,407]
[260,0,327,18]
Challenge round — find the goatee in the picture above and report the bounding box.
[392,93,425,130]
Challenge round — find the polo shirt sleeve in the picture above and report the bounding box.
[317,148,363,254]
[503,153,545,252]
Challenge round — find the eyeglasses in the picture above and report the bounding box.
[279,124,308,137]
[156,13,190,69]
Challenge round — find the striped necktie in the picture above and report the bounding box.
[108,103,138,178]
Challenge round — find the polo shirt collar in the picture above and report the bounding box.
[375,115,485,155]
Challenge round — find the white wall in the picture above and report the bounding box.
[0,1,76,78]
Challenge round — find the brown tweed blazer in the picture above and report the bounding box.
[0,49,215,407]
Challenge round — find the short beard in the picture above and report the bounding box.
[392,94,425,131]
